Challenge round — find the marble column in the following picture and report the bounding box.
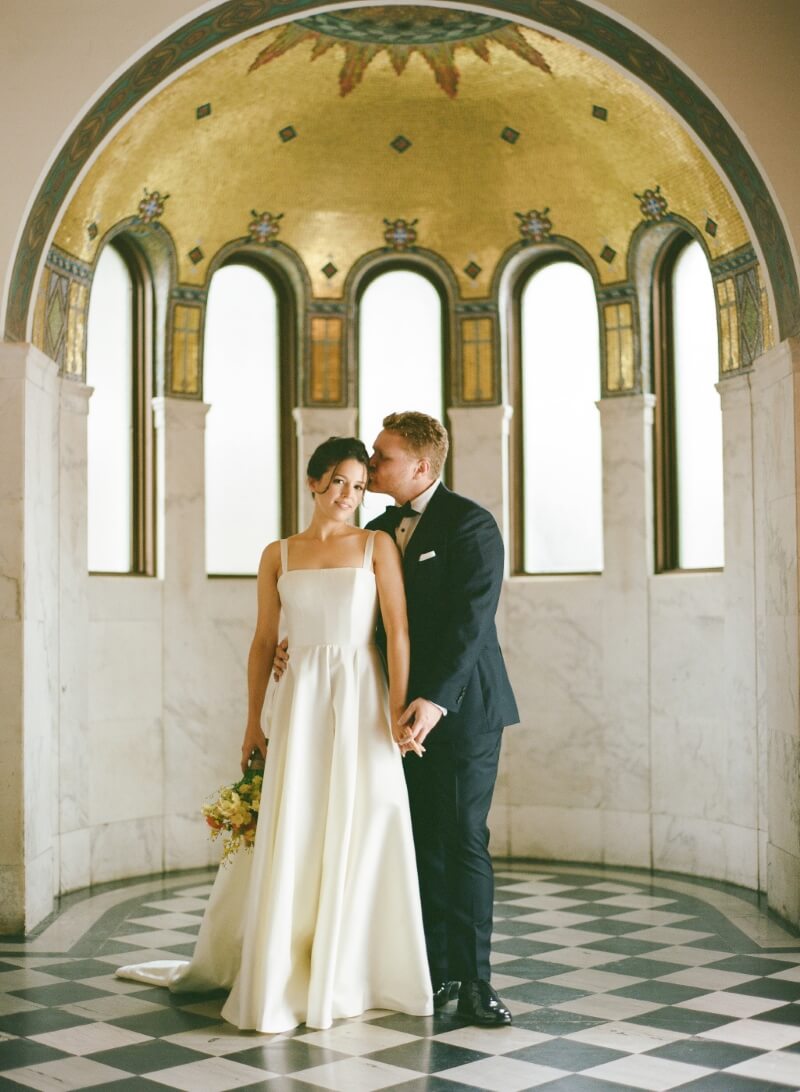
[0,343,60,933]
[58,377,92,893]
[717,375,760,887]
[293,407,357,529]
[447,405,512,547]
[751,338,800,926]
[155,397,216,870]
[597,394,654,866]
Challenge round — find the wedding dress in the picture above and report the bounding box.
[117,531,432,1032]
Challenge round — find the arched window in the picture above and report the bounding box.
[204,263,281,575]
[516,259,603,573]
[86,239,154,573]
[654,236,724,570]
[358,268,444,517]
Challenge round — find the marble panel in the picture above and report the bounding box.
[651,714,745,825]
[767,842,800,926]
[25,845,55,930]
[88,619,162,722]
[651,814,758,889]
[91,817,163,885]
[164,813,221,872]
[88,717,163,826]
[764,613,799,743]
[0,863,24,933]
[764,493,799,617]
[509,805,650,868]
[649,575,724,722]
[58,828,91,894]
[88,575,162,621]
[448,406,512,537]
[505,714,605,810]
[767,728,800,859]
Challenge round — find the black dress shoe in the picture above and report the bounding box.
[432,980,460,1009]
[457,979,512,1026]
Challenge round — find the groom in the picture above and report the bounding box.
[367,411,519,1027]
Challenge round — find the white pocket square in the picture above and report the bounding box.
[419,550,436,561]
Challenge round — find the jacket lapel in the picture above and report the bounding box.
[402,482,448,579]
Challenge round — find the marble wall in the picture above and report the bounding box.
[5,343,800,932]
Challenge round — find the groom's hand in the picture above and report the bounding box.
[272,638,289,681]
[399,697,443,747]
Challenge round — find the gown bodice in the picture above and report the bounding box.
[278,534,378,650]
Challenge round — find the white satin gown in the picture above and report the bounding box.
[117,532,433,1032]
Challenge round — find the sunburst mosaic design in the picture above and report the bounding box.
[249,6,552,98]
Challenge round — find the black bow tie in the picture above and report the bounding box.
[385,501,416,526]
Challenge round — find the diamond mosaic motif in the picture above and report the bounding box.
[601,244,617,264]
[279,125,297,143]
[464,261,482,280]
[322,262,338,279]
[87,222,98,240]
[188,246,204,265]
[592,105,608,121]
[390,135,412,154]
[501,126,520,144]
[196,103,212,119]
[45,291,66,351]
[705,218,718,237]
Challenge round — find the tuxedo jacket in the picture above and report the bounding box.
[368,484,519,738]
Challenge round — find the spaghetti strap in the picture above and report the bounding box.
[362,530,376,570]
[279,538,289,575]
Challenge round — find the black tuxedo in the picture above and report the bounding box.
[369,483,518,983]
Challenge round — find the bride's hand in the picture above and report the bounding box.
[392,711,424,758]
[241,725,267,774]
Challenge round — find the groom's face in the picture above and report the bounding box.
[368,430,423,503]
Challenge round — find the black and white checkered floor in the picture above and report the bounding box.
[2,864,800,1090]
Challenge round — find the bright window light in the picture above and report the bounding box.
[672,240,724,568]
[358,270,443,520]
[204,265,280,575]
[86,244,133,572]
[521,261,603,573]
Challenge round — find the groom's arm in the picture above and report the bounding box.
[417,504,504,713]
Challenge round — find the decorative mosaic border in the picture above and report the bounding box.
[4,0,798,345]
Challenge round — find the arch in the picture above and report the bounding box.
[343,247,458,409]
[627,215,713,395]
[3,0,796,347]
[508,253,604,574]
[202,240,307,536]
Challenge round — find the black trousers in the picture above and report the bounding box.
[403,726,502,983]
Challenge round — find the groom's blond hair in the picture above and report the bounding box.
[383,411,449,478]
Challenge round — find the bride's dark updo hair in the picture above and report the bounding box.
[307,436,370,486]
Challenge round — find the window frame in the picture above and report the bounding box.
[203,254,297,575]
[652,231,723,573]
[87,235,156,576]
[510,252,603,576]
[353,259,451,488]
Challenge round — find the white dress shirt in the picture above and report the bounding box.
[395,478,440,556]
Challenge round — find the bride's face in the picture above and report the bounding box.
[309,458,368,520]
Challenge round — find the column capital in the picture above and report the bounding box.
[152,396,210,431]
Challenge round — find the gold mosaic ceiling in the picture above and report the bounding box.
[55,6,749,297]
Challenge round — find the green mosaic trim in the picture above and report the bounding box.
[5,0,798,342]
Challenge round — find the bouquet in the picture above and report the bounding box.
[202,753,264,862]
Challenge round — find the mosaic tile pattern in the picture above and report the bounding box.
[2,865,800,1090]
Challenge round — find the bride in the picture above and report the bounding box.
[117,436,433,1032]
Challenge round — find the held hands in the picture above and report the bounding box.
[396,697,443,756]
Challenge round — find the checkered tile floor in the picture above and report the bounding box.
[2,865,800,1090]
